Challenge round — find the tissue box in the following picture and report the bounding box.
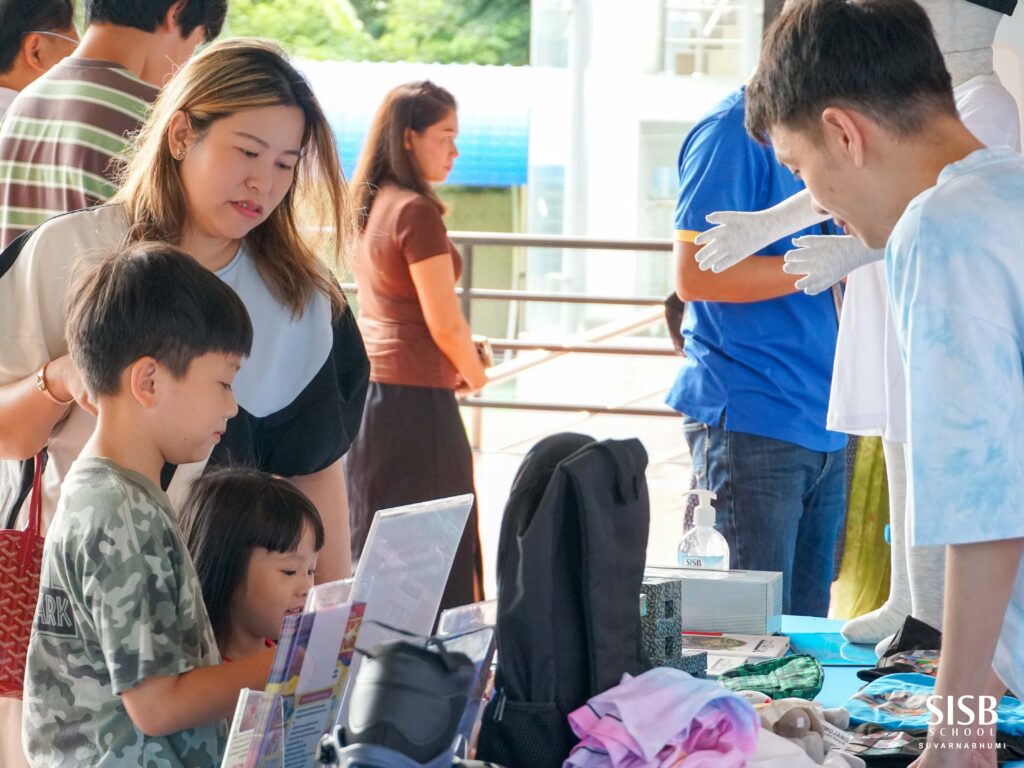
[640,576,707,677]
[645,567,783,635]
[640,576,682,663]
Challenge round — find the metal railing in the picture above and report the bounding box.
[343,231,682,421]
[449,230,674,320]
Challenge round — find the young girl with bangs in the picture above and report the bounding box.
[181,468,324,662]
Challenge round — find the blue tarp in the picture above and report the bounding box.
[300,61,531,188]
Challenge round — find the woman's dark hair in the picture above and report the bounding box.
[180,467,326,649]
[746,0,957,143]
[351,80,457,231]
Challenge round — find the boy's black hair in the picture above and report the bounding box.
[85,0,228,42]
[0,0,75,74]
[179,467,326,649]
[746,0,958,143]
[65,241,253,396]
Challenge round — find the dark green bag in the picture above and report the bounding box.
[719,653,824,700]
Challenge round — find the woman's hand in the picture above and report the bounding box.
[47,354,95,415]
[455,371,488,398]
[463,367,489,392]
[0,358,92,459]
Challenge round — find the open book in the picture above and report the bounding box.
[681,633,790,678]
[680,632,789,659]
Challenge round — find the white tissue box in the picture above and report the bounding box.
[645,566,783,635]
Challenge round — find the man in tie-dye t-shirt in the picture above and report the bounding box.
[744,0,1024,764]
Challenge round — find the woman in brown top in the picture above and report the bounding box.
[344,81,488,609]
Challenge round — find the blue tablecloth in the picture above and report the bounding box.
[780,615,874,708]
[782,615,1024,767]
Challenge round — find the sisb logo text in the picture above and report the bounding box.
[926,695,998,727]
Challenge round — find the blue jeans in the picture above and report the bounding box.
[683,416,846,617]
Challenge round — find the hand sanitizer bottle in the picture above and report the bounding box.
[677,489,729,570]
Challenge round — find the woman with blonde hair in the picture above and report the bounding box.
[344,80,487,609]
[0,38,368,583]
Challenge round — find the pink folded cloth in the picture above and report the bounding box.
[563,667,760,768]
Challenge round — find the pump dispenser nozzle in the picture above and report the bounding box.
[683,489,718,528]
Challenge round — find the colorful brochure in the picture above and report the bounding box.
[220,689,284,768]
[259,578,366,767]
[235,494,475,763]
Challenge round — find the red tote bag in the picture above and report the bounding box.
[0,453,44,698]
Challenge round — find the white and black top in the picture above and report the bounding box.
[0,204,369,528]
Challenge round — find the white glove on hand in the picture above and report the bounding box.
[693,189,829,273]
[783,235,883,295]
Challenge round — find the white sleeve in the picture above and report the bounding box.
[957,78,1022,152]
[0,228,70,385]
[0,207,125,385]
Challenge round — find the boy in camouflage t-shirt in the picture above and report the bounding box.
[26,459,222,766]
[23,244,275,767]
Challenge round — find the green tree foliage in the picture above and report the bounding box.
[223,0,372,60]
[224,0,530,65]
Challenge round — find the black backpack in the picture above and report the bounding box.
[476,433,651,768]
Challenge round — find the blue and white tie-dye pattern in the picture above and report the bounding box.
[886,146,1024,698]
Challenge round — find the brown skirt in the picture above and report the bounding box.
[342,381,483,611]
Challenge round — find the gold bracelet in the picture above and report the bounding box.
[36,361,74,406]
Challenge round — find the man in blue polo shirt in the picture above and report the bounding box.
[670,85,846,617]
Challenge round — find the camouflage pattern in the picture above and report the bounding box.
[23,457,224,767]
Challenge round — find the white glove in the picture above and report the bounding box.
[782,235,884,295]
[693,189,829,273]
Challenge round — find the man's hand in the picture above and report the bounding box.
[663,292,687,356]
[782,235,883,295]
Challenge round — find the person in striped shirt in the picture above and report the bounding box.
[0,0,78,119]
[0,5,228,767]
[0,0,229,249]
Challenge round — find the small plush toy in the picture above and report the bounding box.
[757,699,851,765]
